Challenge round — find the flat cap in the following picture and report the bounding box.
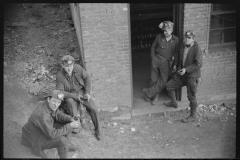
[185,30,195,38]
[61,55,75,66]
[48,90,64,101]
[159,21,174,30]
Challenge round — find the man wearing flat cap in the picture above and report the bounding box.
[56,55,101,140]
[143,21,179,105]
[21,90,80,158]
[164,30,203,123]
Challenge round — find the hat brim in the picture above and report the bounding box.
[62,61,74,66]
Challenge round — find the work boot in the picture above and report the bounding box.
[95,130,101,141]
[143,88,151,102]
[58,151,70,158]
[181,105,198,123]
[164,101,178,108]
[151,94,159,105]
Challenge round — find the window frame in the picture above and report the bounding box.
[208,4,236,48]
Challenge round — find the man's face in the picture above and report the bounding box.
[62,63,74,75]
[184,36,194,45]
[163,28,173,37]
[48,97,62,111]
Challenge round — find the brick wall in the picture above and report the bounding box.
[181,3,236,102]
[78,3,132,111]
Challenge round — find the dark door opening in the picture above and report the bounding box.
[130,3,182,109]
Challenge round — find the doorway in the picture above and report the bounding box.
[130,3,183,109]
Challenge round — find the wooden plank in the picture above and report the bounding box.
[69,3,86,69]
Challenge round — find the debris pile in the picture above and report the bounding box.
[4,3,80,96]
[197,102,235,116]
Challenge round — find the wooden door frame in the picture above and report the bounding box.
[69,3,86,70]
[173,3,183,101]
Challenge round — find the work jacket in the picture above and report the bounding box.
[21,101,73,154]
[56,64,91,100]
[175,41,202,78]
[151,33,179,62]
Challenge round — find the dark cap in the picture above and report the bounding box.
[61,55,75,66]
[185,30,195,38]
[159,21,174,30]
[48,90,64,101]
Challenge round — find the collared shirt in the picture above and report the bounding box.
[151,33,179,61]
[182,42,194,66]
[64,71,83,94]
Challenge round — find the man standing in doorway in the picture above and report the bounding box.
[164,30,202,122]
[56,55,101,140]
[143,21,179,105]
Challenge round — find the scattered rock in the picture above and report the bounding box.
[45,48,53,57]
[131,128,136,132]
[113,107,118,112]
[223,102,234,110]
[163,112,167,117]
[167,120,173,124]
[72,153,78,158]
[29,18,37,24]
[120,130,125,133]
[68,47,75,52]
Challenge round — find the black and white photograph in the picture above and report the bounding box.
[3,3,237,158]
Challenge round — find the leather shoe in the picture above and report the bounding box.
[151,95,159,105]
[164,101,178,108]
[143,89,151,102]
[95,131,101,141]
[181,115,197,123]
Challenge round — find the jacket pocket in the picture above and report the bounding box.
[157,41,166,49]
[75,74,84,86]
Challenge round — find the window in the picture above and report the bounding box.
[209,4,236,45]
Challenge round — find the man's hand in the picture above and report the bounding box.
[83,94,91,101]
[197,77,202,85]
[177,68,186,75]
[76,94,83,102]
[70,121,80,128]
[71,115,80,122]
[172,65,177,73]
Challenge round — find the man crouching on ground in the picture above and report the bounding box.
[21,90,80,158]
[56,55,101,140]
[164,30,202,123]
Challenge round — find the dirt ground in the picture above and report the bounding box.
[3,3,237,159]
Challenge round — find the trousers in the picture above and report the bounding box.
[166,74,198,108]
[36,123,71,158]
[60,98,100,132]
[145,57,171,98]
